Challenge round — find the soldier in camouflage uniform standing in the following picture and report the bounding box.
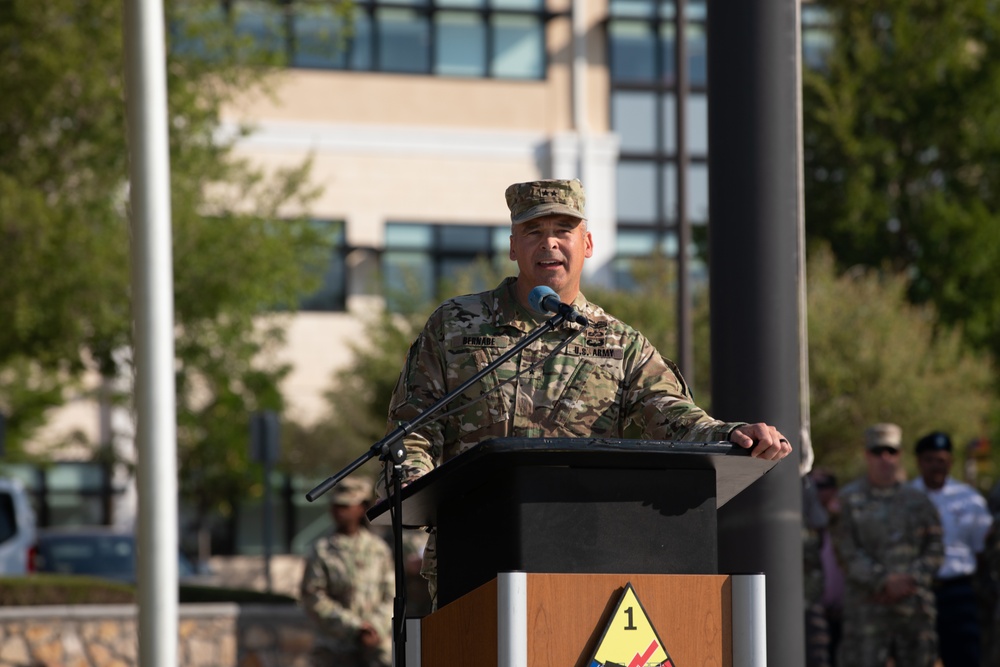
[382,178,793,605]
[832,423,944,667]
[300,477,393,667]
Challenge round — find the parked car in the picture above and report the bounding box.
[28,526,206,583]
[0,477,36,575]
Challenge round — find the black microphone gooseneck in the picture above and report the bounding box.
[529,285,589,326]
[304,291,589,667]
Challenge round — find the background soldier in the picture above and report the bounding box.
[833,423,944,667]
[300,477,393,667]
[804,473,832,667]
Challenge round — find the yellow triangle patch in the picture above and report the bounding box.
[587,583,674,667]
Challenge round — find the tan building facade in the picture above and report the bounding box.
[217,0,621,426]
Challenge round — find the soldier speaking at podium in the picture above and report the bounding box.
[382,178,793,604]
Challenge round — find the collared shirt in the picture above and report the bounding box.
[387,277,744,482]
[910,476,993,579]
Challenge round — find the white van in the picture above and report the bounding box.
[0,477,36,575]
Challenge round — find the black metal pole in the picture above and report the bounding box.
[707,2,805,666]
[675,0,693,383]
[390,461,407,667]
[262,457,273,593]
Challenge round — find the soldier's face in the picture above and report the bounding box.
[331,503,367,534]
[916,450,951,490]
[865,446,901,487]
[510,215,593,303]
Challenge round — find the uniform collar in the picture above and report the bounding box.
[492,277,591,333]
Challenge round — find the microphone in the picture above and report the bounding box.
[528,286,589,327]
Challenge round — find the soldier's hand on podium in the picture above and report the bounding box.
[729,423,792,460]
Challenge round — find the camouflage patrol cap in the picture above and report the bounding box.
[329,476,373,507]
[864,423,902,450]
[505,179,587,225]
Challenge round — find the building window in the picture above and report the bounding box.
[608,0,708,289]
[170,0,555,79]
[382,223,509,308]
[3,463,120,528]
[299,220,348,312]
[613,229,676,292]
[802,3,834,71]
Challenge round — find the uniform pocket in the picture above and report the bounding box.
[546,356,624,437]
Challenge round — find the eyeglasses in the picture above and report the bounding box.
[868,446,900,457]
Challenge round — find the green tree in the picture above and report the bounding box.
[0,0,329,523]
[286,262,509,480]
[806,247,997,486]
[803,0,1000,362]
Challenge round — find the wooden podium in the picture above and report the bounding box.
[369,438,776,667]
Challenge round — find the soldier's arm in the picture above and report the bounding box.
[374,543,396,640]
[830,491,887,594]
[299,552,368,639]
[625,339,743,443]
[911,493,944,588]
[379,318,449,497]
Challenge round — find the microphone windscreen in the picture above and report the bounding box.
[528,285,558,315]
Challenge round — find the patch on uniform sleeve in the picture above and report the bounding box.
[457,335,510,348]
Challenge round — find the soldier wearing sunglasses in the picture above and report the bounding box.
[832,423,944,667]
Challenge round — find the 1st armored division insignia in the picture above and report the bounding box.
[586,583,674,667]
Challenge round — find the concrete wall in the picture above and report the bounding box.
[0,603,315,667]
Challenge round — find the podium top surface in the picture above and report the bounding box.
[368,437,778,527]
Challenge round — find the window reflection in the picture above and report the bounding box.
[300,221,348,312]
[492,0,543,10]
[492,15,543,78]
[232,0,286,61]
[378,8,431,72]
[172,0,549,80]
[613,91,658,153]
[383,223,509,311]
[293,7,371,70]
[616,162,659,223]
[609,21,657,82]
[436,12,487,76]
[661,163,708,223]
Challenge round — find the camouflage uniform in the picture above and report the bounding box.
[832,477,944,667]
[803,476,831,667]
[981,487,1000,667]
[385,276,746,600]
[300,527,394,667]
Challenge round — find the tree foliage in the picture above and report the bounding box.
[285,263,508,480]
[803,0,1000,361]
[806,247,996,485]
[0,0,328,520]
